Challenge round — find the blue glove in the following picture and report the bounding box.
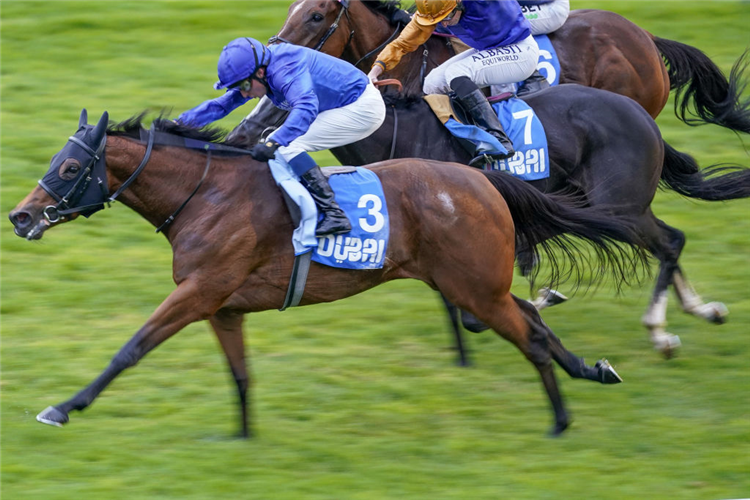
[250,140,281,162]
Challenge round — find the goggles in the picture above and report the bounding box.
[228,77,254,92]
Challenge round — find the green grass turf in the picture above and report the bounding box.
[2,1,749,499]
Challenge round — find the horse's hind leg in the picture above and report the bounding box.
[458,292,571,435]
[672,267,729,324]
[637,212,684,357]
[646,218,728,333]
[209,310,251,438]
[512,295,623,384]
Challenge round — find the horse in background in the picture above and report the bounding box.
[9,110,650,436]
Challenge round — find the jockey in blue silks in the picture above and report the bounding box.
[179,37,386,237]
[517,0,570,36]
[368,0,541,166]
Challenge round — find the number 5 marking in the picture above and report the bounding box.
[358,194,385,233]
[512,108,534,145]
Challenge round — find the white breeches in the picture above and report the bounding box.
[523,0,570,36]
[272,82,386,161]
[423,35,539,95]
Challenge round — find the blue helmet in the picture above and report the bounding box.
[214,37,269,90]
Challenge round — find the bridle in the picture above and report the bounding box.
[269,0,354,53]
[267,0,405,69]
[39,126,155,223]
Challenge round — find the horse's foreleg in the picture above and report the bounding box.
[209,310,251,438]
[37,280,213,428]
[672,267,729,325]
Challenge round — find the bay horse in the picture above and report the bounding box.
[228,0,750,361]
[269,0,750,130]
[9,110,649,437]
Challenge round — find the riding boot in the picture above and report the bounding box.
[299,165,352,237]
[517,69,550,97]
[451,76,515,166]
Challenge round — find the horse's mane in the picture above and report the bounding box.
[107,112,246,148]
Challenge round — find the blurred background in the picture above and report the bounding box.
[2,1,749,498]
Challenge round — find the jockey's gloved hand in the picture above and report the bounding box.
[250,140,281,162]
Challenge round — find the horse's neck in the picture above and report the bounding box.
[104,136,262,234]
[343,2,394,69]
[103,137,183,229]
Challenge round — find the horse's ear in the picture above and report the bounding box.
[79,109,88,128]
[91,111,109,142]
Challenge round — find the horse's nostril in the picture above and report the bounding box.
[10,211,31,228]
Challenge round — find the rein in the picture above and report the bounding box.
[353,22,402,69]
[155,150,212,234]
[42,125,257,234]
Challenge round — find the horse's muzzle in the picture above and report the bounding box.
[9,209,48,240]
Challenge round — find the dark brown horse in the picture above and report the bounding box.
[8,110,649,437]
[271,0,750,130]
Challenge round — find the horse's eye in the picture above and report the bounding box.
[311,13,324,22]
[58,158,82,180]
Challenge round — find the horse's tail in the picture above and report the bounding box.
[481,170,649,291]
[660,141,750,200]
[654,37,750,134]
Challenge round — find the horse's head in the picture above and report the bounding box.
[9,109,109,240]
[272,0,353,55]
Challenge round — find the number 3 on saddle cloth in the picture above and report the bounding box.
[267,158,390,270]
[424,92,550,181]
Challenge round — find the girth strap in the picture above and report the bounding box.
[280,252,312,311]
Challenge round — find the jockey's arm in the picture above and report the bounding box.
[178,89,251,128]
[371,18,434,74]
[267,66,320,147]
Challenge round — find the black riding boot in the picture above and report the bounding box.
[451,76,514,167]
[299,165,352,237]
[517,69,550,97]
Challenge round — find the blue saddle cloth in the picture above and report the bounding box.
[267,162,390,269]
[533,34,561,87]
[444,97,550,181]
[313,168,390,270]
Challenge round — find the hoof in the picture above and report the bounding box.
[653,334,681,359]
[532,287,568,310]
[548,420,569,437]
[456,357,471,368]
[595,359,623,384]
[36,406,69,427]
[703,302,729,325]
